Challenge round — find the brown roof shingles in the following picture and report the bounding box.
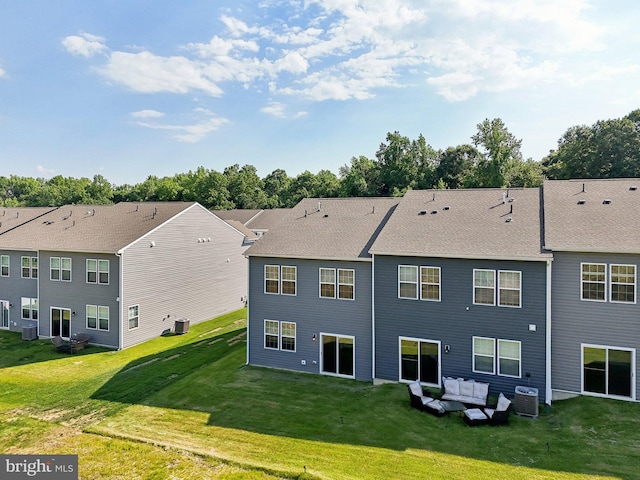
[543,178,640,253]
[245,197,399,260]
[0,202,196,253]
[370,188,549,261]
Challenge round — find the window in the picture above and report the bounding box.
[498,340,521,377]
[320,268,355,300]
[398,265,418,299]
[610,264,635,303]
[265,265,296,296]
[581,263,606,301]
[473,337,495,374]
[319,268,336,298]
[21,297,38,320]
[400,337,440,385]
[281,266,297,295]
[473,269,495,305]
[420,266,441,301]
[583,345,634,399]
[1,255,9,277]
[128,305,139,330]
[498,270,521,307]
[263,320,296,351]
[322,334,355,378]
[87,305,109,330]
[21,256,37,279]
[50,257,71,282]
[338,269,355,300]
[265,265,280,294]
[87,259,109,284]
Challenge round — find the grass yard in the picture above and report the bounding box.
[0,309,638,479]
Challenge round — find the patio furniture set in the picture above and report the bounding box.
[407,377,513,426]
[51,333,91,354]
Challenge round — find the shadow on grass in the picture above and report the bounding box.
[0,330,110,369]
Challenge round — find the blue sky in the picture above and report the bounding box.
[1,1,639,186]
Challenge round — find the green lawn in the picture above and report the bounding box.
[0,309,637,479]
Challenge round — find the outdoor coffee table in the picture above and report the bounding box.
[440,400,466,425]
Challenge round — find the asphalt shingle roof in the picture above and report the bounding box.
[543,178,640,253]
[0,207,57,235]
[370,188,549,260]
[245,197,399,260]
[0,202,196,253]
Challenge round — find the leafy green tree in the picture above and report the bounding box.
[86,174,114,204]
[224,164,269,209]
[543,110,640,179]
[263,169,292,207]
[470,118,523,187]
[181,167,233,210]
[339,156,381,197]
[435,145,481,189]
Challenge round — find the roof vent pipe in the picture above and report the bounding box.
[510,204,513,214]
[502,192,507,204]
[582,183,586,193]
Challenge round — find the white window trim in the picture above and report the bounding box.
[398,336,442,388]
[420,266,441,302]
[0,255,8,277]
[87,304,110,331]
[320,332,356,379]
[580,262,607,302]
[264,265,280,295]
[21,256,37,279]
[498,270,522,308]
[50,256,72,282]
[263,319,296,352]
[609,264,636,304]
[280,266,297,296]
[473,269,496,306]
[472,336,496,375]
[497,339,522,378]
[21,297,38,321]
[86,259,110,285]
[398,265,419,300]
[128,305,139,330]
[337,268,355,301]
[581,343,636,401]
[319,268,336,299]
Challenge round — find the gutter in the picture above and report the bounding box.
[546,258,553,404]
[371,253,376,383]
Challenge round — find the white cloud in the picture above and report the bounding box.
[62,33,107,58]
[260,101,308,118]
[134,109,228,142]
[37,165,55,176]
[130,110,166,118]
[100,51,223,96]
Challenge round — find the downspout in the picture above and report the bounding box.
[546,259,552,404]
[371,253,376,383]
[246,255,250,366]
[116,251,123,350]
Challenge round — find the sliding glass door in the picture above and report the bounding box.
[400,337,440,386]
[583,344,634,399]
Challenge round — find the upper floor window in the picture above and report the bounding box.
[581,263,636,304]
[498,270,521,308]
[420,266,441,301]
[21,256,37,279]
[320,268,355,300]
[264,265,297,296]
[473,269,495,305]
[87,259,109,284]
[1,255,8,277]
[264,319,296,352]
[21,297,38,320]
[610,264,636,304]
[398,265,418,299]
[50,257,71,282]
[581,263,606,301]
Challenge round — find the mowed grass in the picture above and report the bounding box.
[0,309,637,479]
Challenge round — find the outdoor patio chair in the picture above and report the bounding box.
[483,393,512,425]
[70,333,90,353]
[51,335,72,353]
[407,381,435,411]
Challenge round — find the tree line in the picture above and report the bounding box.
[2,110,639,209]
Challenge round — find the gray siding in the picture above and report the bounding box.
[0,249,39,332]
[374,255,549,402]
[121,205,247,349]
[551,252,640,400]
[248,257,373,381]
[38,251,120,347]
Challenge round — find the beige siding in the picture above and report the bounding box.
[120,205,247,349]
